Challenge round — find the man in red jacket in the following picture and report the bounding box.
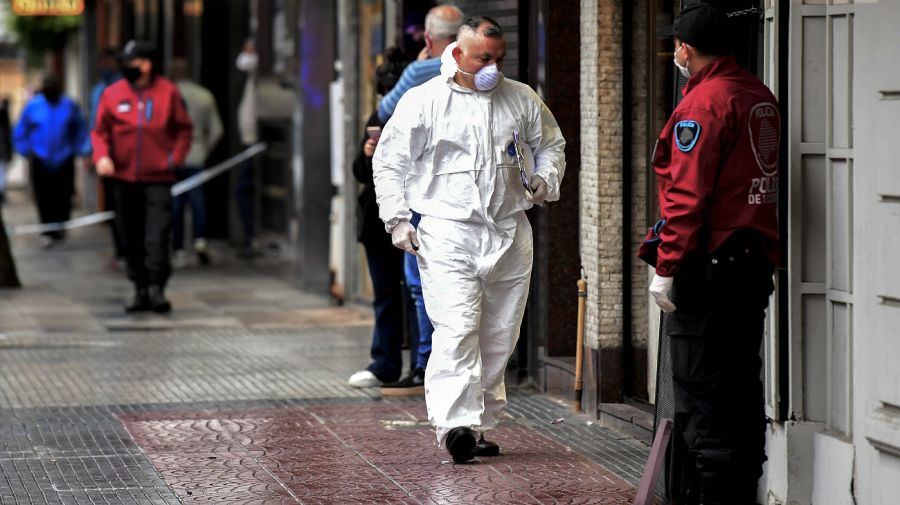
[638,3,780,504]
[92,40,192,313]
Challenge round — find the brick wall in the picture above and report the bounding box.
[581,0,654,401]
[580,0,613,352]
[579,0,599,349]
[580,0,624,402]
[629,0,651,399]
[579,0,602,412]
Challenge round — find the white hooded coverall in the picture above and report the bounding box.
[372,56,566,445]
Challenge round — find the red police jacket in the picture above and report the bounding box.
[640,56,780,277]
[91,76,192,183]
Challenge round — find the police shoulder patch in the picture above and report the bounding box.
[674,120,701,152]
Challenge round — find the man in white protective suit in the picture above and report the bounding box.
[372,15,566,463]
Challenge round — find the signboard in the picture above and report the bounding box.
[12,0,84,16]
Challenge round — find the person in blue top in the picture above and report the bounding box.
[376,4,464,396]
[376,5,464,124]
[13,74,91,247]
[89,48,121,129]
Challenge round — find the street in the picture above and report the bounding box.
[0,190,646,504]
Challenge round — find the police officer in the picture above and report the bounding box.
[639,3,781,503]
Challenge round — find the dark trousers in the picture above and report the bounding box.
[111,180,173,287]
[668,232,774,504]
[363,233,405,383]
[235,149,255,244]
[102,176,126,258]
[172,166,207,250]
[30,157,74,239]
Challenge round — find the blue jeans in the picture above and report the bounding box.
[406,214,433,370]
[364,235,405,383]
[172,166,207,251]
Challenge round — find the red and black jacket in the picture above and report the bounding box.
[640,56,781,277]
[91,76,192,183]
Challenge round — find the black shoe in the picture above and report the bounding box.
[147,285,171,313]
[194,239,211,265]
[125,286,151,313]
[379,368,425,396]
[446,427,476,463]
[474,434,500,457]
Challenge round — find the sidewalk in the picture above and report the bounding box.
[0,190,647,504]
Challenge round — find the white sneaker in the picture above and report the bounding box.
[172,250,188,268]
[348,370,382,388]
[194,238,211,265]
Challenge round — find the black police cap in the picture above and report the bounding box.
[662,1,733,55]
[120,40,156,61]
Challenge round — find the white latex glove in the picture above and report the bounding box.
[529,175,548,206]
[391,220,419,255]
[649,273,676,313]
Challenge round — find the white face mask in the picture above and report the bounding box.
[236,52,258,73]
[458,63,502,91]
[673,45,691,78]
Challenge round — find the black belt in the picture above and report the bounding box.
[708,229,771,267]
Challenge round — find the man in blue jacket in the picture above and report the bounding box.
[13,74,91,247]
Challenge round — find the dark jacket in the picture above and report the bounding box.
[0,101,11,163]
[352,111,390,246]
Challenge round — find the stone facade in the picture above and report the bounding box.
[580,0,654,402]
[580,0,625,402]
[628,0,652,400]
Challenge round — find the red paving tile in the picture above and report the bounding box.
[120,402,635,504]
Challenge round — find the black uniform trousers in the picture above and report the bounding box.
[668,231,774,504]
[30,156,75,239]
[110,180,173,288]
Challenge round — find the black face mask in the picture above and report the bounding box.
[122,66,143,84]
[43,88,61,103]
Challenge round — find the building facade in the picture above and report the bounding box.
[581,0,900,503]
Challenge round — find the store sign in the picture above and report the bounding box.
[12,0,84,16]
[183,0,203,17]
